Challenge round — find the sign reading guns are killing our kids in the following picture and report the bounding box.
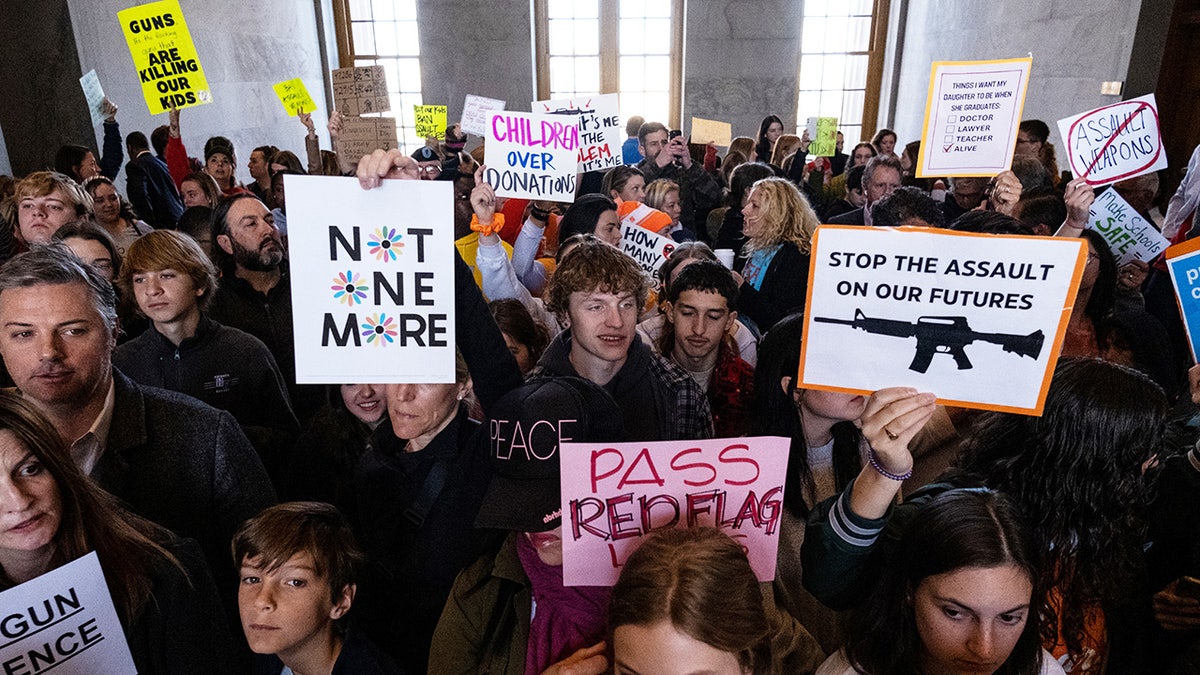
[1057,94,1167,186]
[484,111,581,201]
[1165,238,1200,361]
[1086,189,1169,265]
[799,226,1086,415]
[285,176,457,384]
[119,0,212,114]
[0,552,137,674]
[534,93,624,173]
[916,57,1031,178]
[560,437,790,586]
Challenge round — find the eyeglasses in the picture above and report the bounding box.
[417,165,442,177]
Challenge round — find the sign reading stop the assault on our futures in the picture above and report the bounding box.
[1165,238,1200,361]
[620,222,676,275]
[1087,188,1168,265]
[0,552,137,674]
[1057,94,1167,187]
[799,226,1086,415]
[534,93,624,173]
[559,436,790,587]
[484,111,580,201]
[285,176,456,384]
[119,0,211,114]
[916,57,1031,178]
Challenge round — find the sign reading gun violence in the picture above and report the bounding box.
[1165,238,1200,361]
[1086,188,1168,265]
[916,57,1031,178]
[484,111,580,201]
[0,552,137,674]
[119,0,211,114]
[534,93,624,173]
[559,437,790,587]
[285,176,456,384]
[799,226,1086,415]
[1057,94,1167,186]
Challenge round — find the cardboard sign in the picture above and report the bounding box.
[483,111,580,201]
[414,105,448,139]
[1057,94,1166,186]
[808,117,839,156]
[332,65,390,115]
[799,226,1086,415]
[0,552,137,673]
[620,222,675,274]
[336,117,399,172]
[285,176,457,383]
[916,57,1031,178]
[119,0,212,114]
[80,70,107,127]
[560,436,790,586]
[461,94,506,136]
[273,78,317,116]
[1165,238,1200,361]
[690,117,732,147]
[534,94,623,173]
[1086,189,1168,265]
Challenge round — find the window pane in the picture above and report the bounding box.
[621,0,646,17]
[548,0,574,18]
[574,0,598,18]
[378,59,399,93]
[802,18,826,54]
[549,56,575,91]
[847,16,872,51]
[373,21,397,55]
[352,22,376,54]
[395,0,417,20]
[396,21,419,56]
[819,91,842,117]
[644,0,671,18]
[807,0,831,16]
[645,55,670,87]
[621,55,645,90]
[797,90,821,119]
[644,91,668,124]
[821,54,845,89]
[621,92,645,121]
[620,18,645,53]
[799,55,823,90]
[574,18,599,54]
[842,90,865,124]
[575,56,600,93]
[849,0,873,15]
[845,55,868,88]
[825,16,849,46]
[371,0,395,20]
[549,19,573,55]
[348,0,371,19]
[398,58,422,93]
[644,18,671,53]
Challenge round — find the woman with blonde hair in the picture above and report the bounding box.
[643,178,694,241]
[736,177,818,332]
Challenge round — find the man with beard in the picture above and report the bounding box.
[209,194,322,419]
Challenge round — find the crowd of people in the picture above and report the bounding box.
[0,92,1199,675]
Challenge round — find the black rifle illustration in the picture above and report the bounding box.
[813,309,1045,373]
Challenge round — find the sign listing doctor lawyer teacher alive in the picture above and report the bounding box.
[916,57,1031,178]
[1057,94,1167,187]
[799,226,1086,415]
[284,176,457,384]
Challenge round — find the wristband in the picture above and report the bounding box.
[868,448,912,482]
[470,213,504,237]
[530,206,552,221]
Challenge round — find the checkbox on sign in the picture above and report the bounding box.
[944,135,954,144]
[947,115,957,123]
[946,125,956,134]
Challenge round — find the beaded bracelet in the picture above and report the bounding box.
[868,448,912,482]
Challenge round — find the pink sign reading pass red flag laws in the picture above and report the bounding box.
[559,436,790,587]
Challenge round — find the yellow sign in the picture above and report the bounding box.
[809,117,839,156]
[414,105,447,139]
[690,117,732,146]
[119,0,211,114]
[273,78,317,116]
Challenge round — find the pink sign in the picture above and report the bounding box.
[1057,94,1167,186]
[559,436,791,587]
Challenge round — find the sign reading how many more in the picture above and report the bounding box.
[332,66,390,115]
[1056,94,1167,187]
[484,111,581,201]
[285,176,457,384]
[119,0,212,114]
[534,93,624,173]
[620,222,675,275]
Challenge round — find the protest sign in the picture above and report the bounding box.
[461,94,506,136]
[1086,189,1168,265]
[272,78,317,116]
[285,176,457,383]
[916,57,1031,178]
[1165,238,1200,361]
[79,70,107,127]
[808,117,839,156]
[619,222,675,275]
[690,117,732,147]
[1057,94,1166,186]
[0,552,137,674]
[336,117,399,172]
[484,111,580,201]
[560,436,790,586]
[534,93,623,173]
[799,226,1085,415]
[332,65,390,115]
[119,0,211,114]
[414,105,448,139]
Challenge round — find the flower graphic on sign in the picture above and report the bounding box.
[361,313,398,346]
[368,227,404,261]
[330,270,367,306]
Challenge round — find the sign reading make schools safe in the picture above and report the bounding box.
[560,437,790,587]
[1057,94,1167,186]
[1086,188,1168,265]
[916,57,1031,178]
[484,111,581,201]
[799,226,1085,415]
[285,176,456,384]
[119,0,212,114]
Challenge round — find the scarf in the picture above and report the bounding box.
[516,534,610,675]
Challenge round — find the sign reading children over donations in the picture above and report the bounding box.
[916,57,1031,178]
[1057,94,1167,186]
[534,93,624,173]
[285,176,457,384]
[119,0,212,114]
[0,552,137,674]
[559,436,790,587]
[799,226,1086,415]
[484,110,581,201]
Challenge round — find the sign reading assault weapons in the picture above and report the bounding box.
[799,226,1086,415]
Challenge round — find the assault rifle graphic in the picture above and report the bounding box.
[813,309,1045,373]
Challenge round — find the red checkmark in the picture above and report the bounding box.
[944,143,954,152]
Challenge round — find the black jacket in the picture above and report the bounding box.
[125,150,184,229]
